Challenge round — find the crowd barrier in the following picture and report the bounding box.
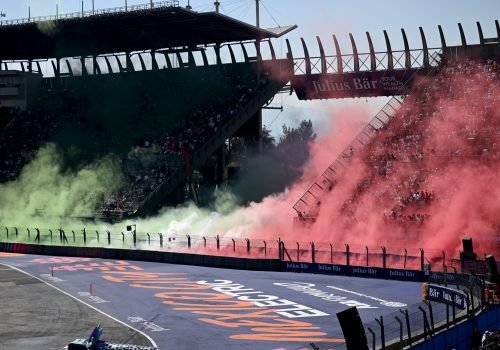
[408,305,500,350]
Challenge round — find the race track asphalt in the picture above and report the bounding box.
[0,252,425,350]
[0,256,154,350]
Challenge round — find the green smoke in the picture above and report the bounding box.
[0,143,123,228]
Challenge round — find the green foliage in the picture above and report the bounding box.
[279,119,317,146]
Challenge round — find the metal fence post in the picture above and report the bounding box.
[4,227,8,239]
[186,235,191,248]
[216,235,220,250]
[446,304,450,329]
[83,228,86,245]
[158,233,163,247]
[420,248,424,271]
[121,232,124,243]
[27,228,30,240]
[400,309,412,345]
[296,242,300,261]
[49,229,53,242]
[426,300,435,333]
[147,233,151,246]
[404,248,408,269]
[452,295,456,322]
[346,244,350,266]
[418,306,430,339]
[367,327,376,350]
[14,227,17,238]
[310,242,315,263]
[35,228,40,243]
[382,246,387,268]
[395,316,403,348]
[330,243,333,263]
[366,246,369,266]
[246,238,250,254]
[232,238,236,252]
[375,316,385,350]
[202,236,206,248]
[106,230,111,245]
[96,230,99,243]
[263,240,267,257]
[469,287,475,314]
[72,230,75,243]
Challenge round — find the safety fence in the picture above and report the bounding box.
[357,273,487,350]
[1,226,497,275]
[408,305,500,350]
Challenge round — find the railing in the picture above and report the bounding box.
[293,48,442,75]
[2,225,498,273]
[292,95,404,217]
[0,1,179,26]
[359,270,489,350]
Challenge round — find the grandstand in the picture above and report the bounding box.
[0,1,294,218]
[0,2,499,348]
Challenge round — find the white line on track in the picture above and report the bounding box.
[326,285,407,307]
[3,263,159,349]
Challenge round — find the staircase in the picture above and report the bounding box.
[293,54,442,219]
[292,96,405,218]
[133,70,289,217]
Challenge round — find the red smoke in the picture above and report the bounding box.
[235,59,500,267]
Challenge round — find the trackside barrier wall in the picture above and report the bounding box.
[281,261,427,282]
[408,305,500,350]
[1,242,488,286]
[0,242,281,271]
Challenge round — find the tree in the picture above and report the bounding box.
[279,119,317,146]
[261,125,276,150]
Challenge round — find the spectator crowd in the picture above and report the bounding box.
[98,72,271,216]
[338,57,499,228]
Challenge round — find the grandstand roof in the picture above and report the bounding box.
[0,3,297,60]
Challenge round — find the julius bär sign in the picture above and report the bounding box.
[292,68,430,100]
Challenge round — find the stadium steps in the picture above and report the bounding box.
[292,54,442,219]
[292,96,405,219]
[132,76,289,217]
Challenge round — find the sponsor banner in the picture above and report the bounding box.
[282,261,425,282]
[425,283,468,309]
[292,68,431,100]
[430,271,476,287]
[0,242,27,253]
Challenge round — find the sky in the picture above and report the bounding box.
[1,0,498,137]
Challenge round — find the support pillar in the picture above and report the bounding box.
[243,110,262,154]
[216,146,226,183]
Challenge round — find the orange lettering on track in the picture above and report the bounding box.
[130,283,210,291]
[102,273,186,283]
[191,309,278,321]
[230,333,344,342]
[164,300,256,309]
[155,291,233,301]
